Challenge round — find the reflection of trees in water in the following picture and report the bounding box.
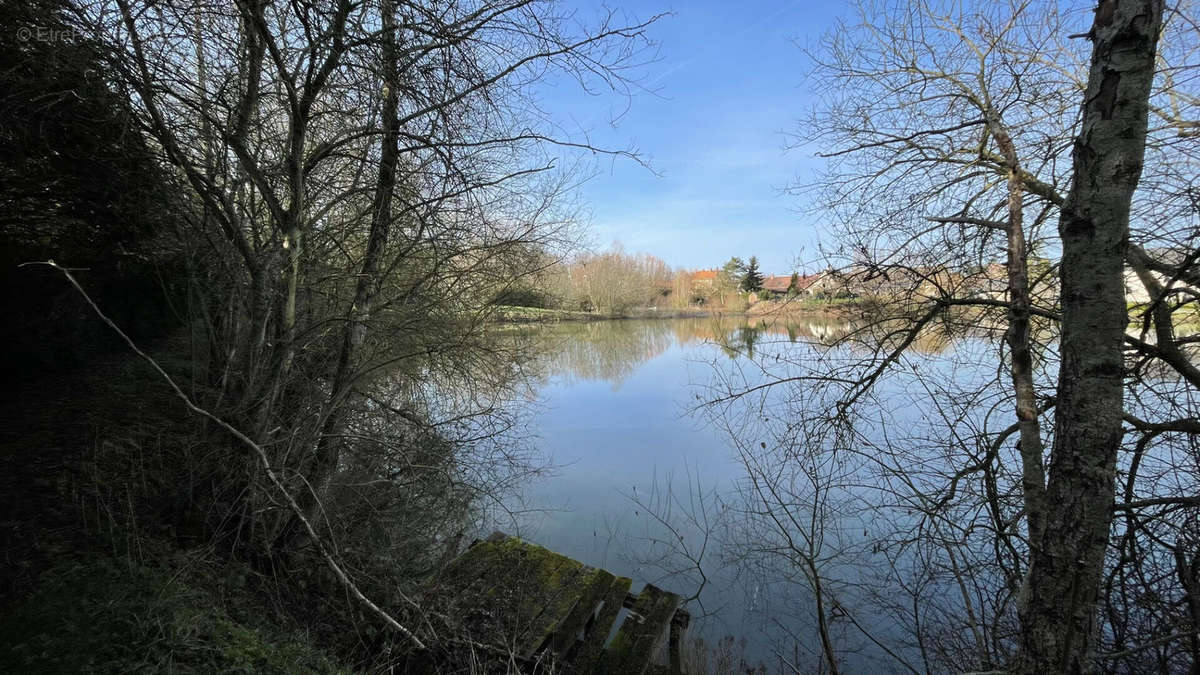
[514,314,984,400]
[525,320,678,387]
[510,314,986,665]
[518,315,868,387]
[692,307,1200,672]
[507,313,995,396]
[669,315,856,349]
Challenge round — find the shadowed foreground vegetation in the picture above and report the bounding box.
[0,0,660,671]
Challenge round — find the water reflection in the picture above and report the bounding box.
[501,312,1199,671]
[497,313,908,669]
[517,314,861,387]
[523,320,675,388]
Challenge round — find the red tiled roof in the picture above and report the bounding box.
[762,275,793,292]
[762,273,827,292]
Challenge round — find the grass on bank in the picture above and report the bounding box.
[492,298,858,324]
[1,553,349,674]
[1,348,374,675]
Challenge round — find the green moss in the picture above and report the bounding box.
[432,537,594,656]
[0,557,351,674]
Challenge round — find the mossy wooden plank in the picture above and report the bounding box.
[573,574,632,671]
[428,535,556,648]
[668,607,690,675]
[423,538,511,633]
[600,584,680,675]
[546,568,615,657]
[510,550,590,658]
[438,534,591,659]
[437,536,506,590]
[429,533,692,674]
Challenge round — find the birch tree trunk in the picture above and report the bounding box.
[1018,1,1164,672]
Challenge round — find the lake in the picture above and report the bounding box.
[470,309,1195,672]
[491,314,909,670]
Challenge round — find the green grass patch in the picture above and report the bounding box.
[1,556,351,674]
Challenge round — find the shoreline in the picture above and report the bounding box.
[491,302,859,324]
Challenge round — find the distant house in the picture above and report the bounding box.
[1126,269,1152,304]
[761,275,793,296]
[969,253,1198,306]
[804,271,845,297]
[853,265,963,300]
[759,270,852,298]
[970,262,1009,300]
[690,269,719,289]
[964,252,1198,305]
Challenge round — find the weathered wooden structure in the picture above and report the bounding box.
[428,531,690,674]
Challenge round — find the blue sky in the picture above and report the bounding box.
[538,0,848,275]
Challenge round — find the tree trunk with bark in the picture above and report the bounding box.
[277,0,403,550]
[988,112,1048,557]
[1018,1,1164,672]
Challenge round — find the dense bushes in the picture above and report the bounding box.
[0,331,482,671]
[3,0,654,669]
[0,0,184,380]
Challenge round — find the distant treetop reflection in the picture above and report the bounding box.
[516,315,868,388]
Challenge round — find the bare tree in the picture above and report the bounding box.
[553,244,673,315]
[707,0,1196,672]
[1020,2,1165,671]
[57,0,662,658]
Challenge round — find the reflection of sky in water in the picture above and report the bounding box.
[497,317,987,670]
[485,315,1200,671]
[519,326,729,567]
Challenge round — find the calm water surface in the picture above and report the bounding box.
[495,315,871,666]
[482,314,1195,670]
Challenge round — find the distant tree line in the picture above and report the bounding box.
[500,250,789,314]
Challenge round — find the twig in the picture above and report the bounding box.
[26,260,427,650]
[1095,632,1199,660]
